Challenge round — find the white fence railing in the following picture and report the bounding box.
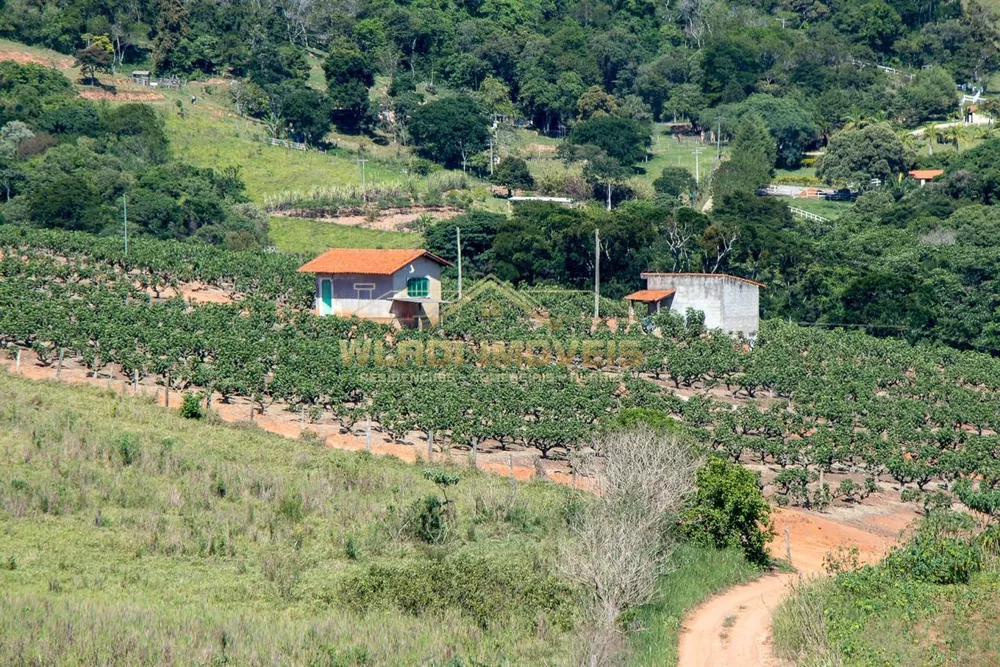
[269,138,308,151]
[789,207,830,223]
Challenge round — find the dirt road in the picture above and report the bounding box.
[677,504,915,667]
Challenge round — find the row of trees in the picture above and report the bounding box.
[7,233,1000,495]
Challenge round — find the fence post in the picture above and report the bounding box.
[56,349,63,380]
[133,369,139,394]
[508,454,516,493]
[366,415,372,453]
[15,349,20,374]
[427,430,433,461]
[471,439,478,469]
[784,526,792,565]
[249,394,255,421]
[165,374,170,408]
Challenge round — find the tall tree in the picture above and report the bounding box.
[152,0,189,74]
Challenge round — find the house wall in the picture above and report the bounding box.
[312,258,443,325]
[642,274,759,337]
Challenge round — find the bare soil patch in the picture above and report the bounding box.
[79,88,165,102]
[273,206,463,232]
[0,46,74,69]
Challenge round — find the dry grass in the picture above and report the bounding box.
[0,370,579,664]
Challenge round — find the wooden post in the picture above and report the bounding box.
[784,526,792,565]
[508,454,516,493]
[299,407,305,432]
[819,469,825,510]
[471,439,478,469]
[165,374,170,408]
[249,394,255,421]
[427,430,433,461]
[133,369,139,394]
[366,415,372,453]
[15,349,20,374]
[56,349,63,380]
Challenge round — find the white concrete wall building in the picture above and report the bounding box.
[629,273,763,338]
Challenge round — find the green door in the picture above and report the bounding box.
[321,279,333,315]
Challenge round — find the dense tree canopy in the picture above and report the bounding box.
[817,123,910,186]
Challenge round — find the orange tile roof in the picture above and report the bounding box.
[639,272,766,288]
[624,289,676,303]
[297,248,451,275]
[909,169,944,180]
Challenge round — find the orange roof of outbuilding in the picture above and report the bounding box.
[624,289,676,303]
[297,248,452,275]
[908,169,944,180]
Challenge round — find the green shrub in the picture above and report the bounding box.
[339,551,573,629]
[180,392,204,419]
[606,408,683,434]
[682,458,773,565]
[345,536,359,560]
[407,494,452,544]
[114,433,141,466]
[882,510,981,585]
[278,490,305,523]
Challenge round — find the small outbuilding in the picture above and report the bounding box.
[626,272,763,338]
[908,169,944,186]
[297,248,451,328]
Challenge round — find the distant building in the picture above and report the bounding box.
[625,273,764,338]
[908,169,944,186]
[297,248,451,328]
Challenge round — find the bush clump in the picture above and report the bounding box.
[180,392,204,419]
[681,457,774,565]
[339,551,573,629]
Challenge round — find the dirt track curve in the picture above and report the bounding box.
[677,504,916,667]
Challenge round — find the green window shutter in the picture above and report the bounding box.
[407,277,429,298]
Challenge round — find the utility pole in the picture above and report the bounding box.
[593,228,600,320]
[356,157,368,202]
[122,193,128,256]
[716,116,722,162]
[456,226,463,300]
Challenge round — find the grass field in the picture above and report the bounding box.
[0,370,580,664]
[163,111,423,204]
[269,216,423,253]
[631,545,760,665]
[641,127,722,187]
[777,196,853,221]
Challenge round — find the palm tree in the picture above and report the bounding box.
[964,124,986,147]
[948,124,962,150]
[897,129,918,153]
[925,124,939,155]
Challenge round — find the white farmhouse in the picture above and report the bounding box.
[298,248,451,327]
[625,272,763,338]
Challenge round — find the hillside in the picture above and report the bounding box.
[7,0,1000,663]
[0,370,578,664]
